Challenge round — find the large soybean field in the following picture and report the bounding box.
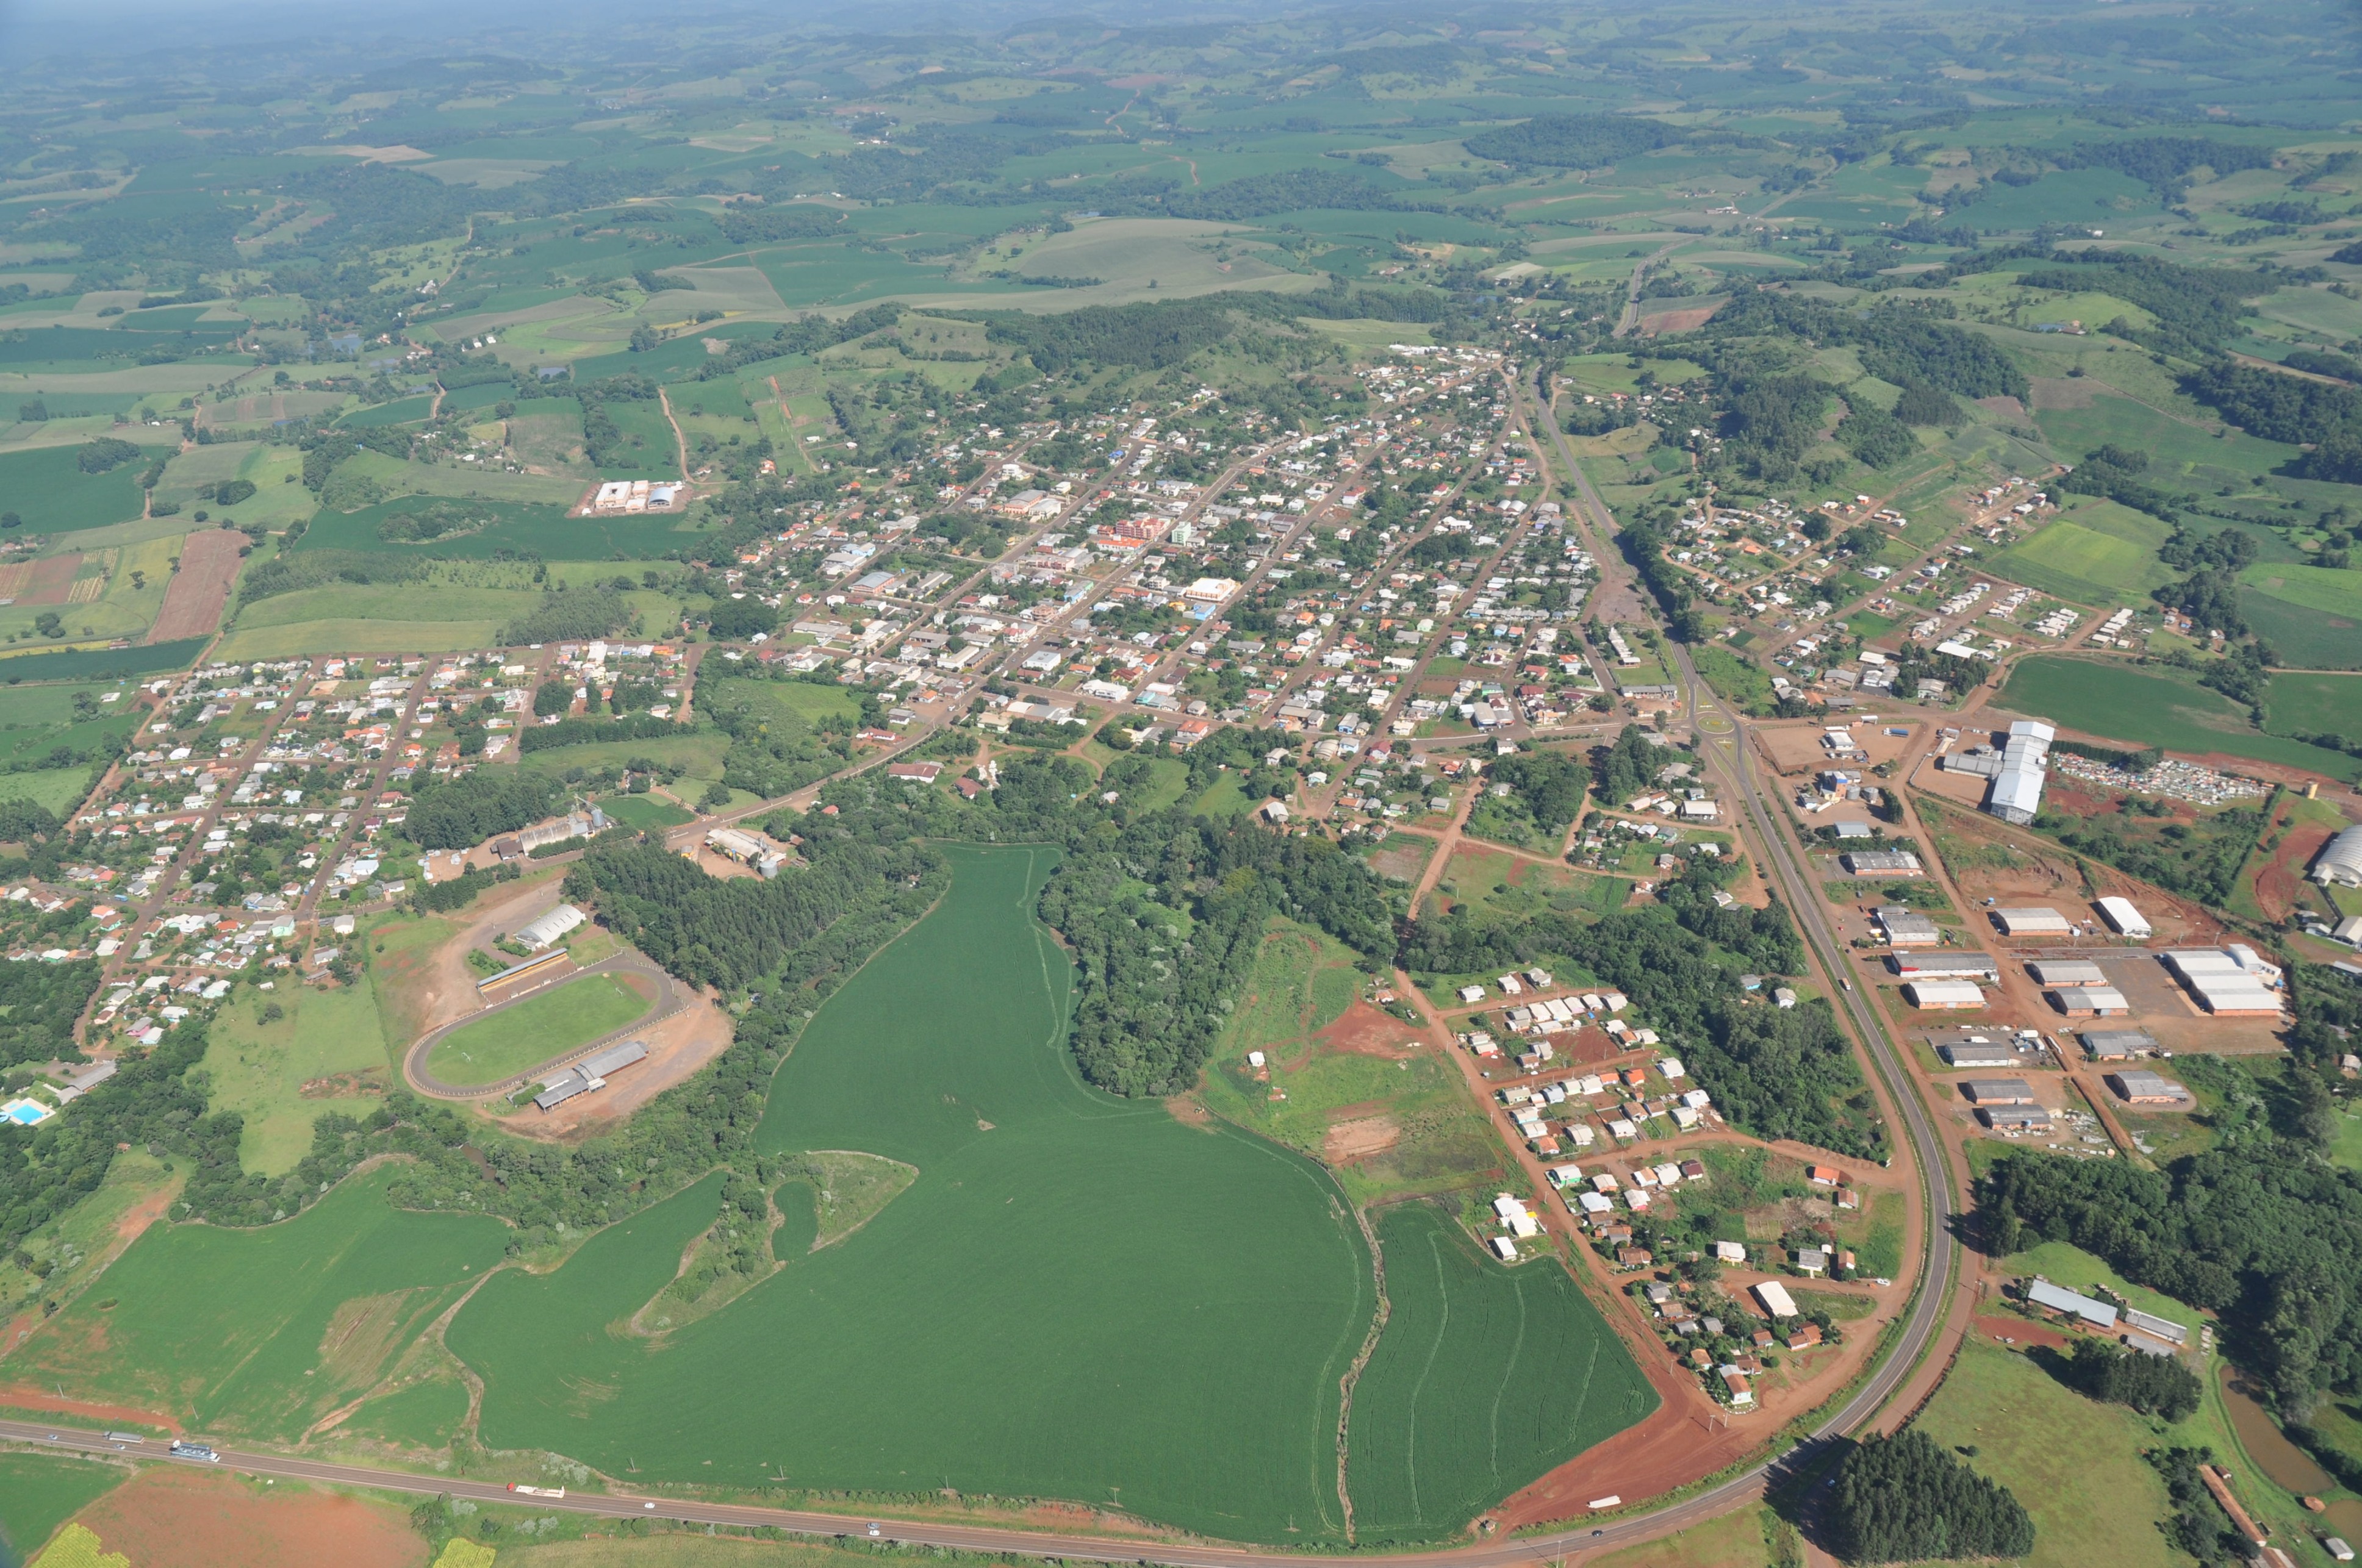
[1345,1204,1657,1544]
[449,844,1382,1543]
[16,1169,508,1442]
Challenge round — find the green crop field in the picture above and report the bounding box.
[199,980,395,1176]
[1346,1205,1656,1544]
[448,845,1409,1542]
[291,495,684,560]
[596,401,683,478]
[0,636,205,684]
[0,1453,127,1564]
[342,1375,472,1450]
[18,1168,508,1441]
[0,445,158,534]
[2001,655,2360,779]
[2266,672,2362,739]
[425,971,654,1087]
[2238,564,2362,671]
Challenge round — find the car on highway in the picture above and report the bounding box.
[168,1441,220,1463]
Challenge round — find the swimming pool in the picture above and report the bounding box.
[1,1098,55,1126]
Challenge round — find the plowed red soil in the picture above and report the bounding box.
[148,528,245,643]
[2256,821,2336,923]
[1313,1000,1420,1059]
[0,552,86,606]
[1975,1314,2068,1351]
[76,1467,426,1568]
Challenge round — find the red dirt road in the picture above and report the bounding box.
[147,528,245,644]
[77,1467,427,1568]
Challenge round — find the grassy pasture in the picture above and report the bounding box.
[199,981,396,1176]
[2239,585,2362,671]
[1347,1204,1657,1544]
[18,1167,508,1441]
[425,970,653,1087]
[1196,923,1506,1206]
[1908,1336,2181,1568]
[447,845,1432,1543]
[594,399,682,478]
[0,445,157,534]
[0,765,98,814]
[1955,166,2166,231]
[336,448,583,506]
[2001,654,2360,779]
[2034,390,2292,482]
[1985,503,2177,607]
[0,682,142,769]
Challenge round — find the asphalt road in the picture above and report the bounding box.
[0,1414,1804,1566]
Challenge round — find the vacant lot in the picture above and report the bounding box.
[200,981,395,1175]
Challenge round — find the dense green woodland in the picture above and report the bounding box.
[1828,1431,2036,1562]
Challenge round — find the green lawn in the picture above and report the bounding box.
[0,444,159,535]
[598,793,694,830]
[2001,655,2360,779]
[425,971,654,1087]
[199,980,395,1176]
[444,845,1646,1542]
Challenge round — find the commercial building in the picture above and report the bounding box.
[1941,720,2056,825]
[1980,1104,2053,1133]
[1904,979,1987,1010]
[1890,951,2001,983]
[706,827,792,878]
[1875,906,1940,945]
[512,903,586,951]
[2026,1278,2118,1330]
[2081,1029,2157,1060]
[2313,825,2362,888]
[1841,848,1923,876]
[533,1039,651,1112]
[1961,1078,2038,1105]
[2163,949,2283,1016]
[1994,907,2072,937]
[2107,1070,2192,1106]
[1937,1040,2024,1069]
[2048,984,2129,1017]
[2029,961,2108,987]
[1753,1280,1798,1319]
[2095,897,2153,939]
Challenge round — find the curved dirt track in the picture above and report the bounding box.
[401,950,680,1100]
